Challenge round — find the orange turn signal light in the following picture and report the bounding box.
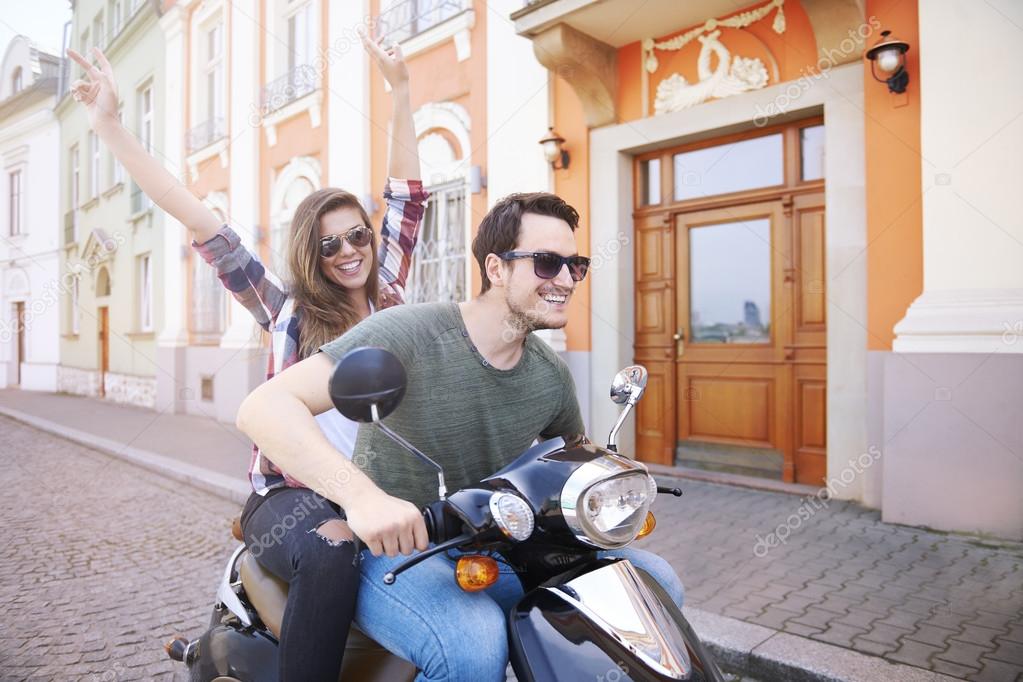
[455,555,500,592]
[637,512,657,539]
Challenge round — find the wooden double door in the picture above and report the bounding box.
[634,194,827,485]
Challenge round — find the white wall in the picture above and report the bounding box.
[0,93,62,391]
[893,0,1023,353]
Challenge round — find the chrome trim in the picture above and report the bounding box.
[217,544,252,627]
[546,560,691,679]
[488,491,534,541]
[559,453,651,548]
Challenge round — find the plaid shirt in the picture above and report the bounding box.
[194,178,428,494]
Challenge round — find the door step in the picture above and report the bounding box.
[676,441,784,480]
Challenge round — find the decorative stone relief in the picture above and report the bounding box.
[653,31,769,115]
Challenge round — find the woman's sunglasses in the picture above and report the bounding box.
[498,251,591,281]
[319,226,374,258]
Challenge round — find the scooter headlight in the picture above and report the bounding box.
[579,473,657,547]
[560,454,658,549]
[489,492,534,541]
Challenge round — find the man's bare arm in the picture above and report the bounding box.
[236,352,428,556]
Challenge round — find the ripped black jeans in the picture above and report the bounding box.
[240,487,360,682]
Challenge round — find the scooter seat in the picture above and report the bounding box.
[237,551,416,681]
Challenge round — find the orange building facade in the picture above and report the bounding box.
[155,0,1021,540]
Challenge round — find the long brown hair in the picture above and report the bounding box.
[285,188,380,359]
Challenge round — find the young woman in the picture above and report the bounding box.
[68,31,428,681]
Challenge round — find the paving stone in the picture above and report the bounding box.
[971,656,1023,682]
[851,635,899,657]
[936,639,996,670]
[957,623,1008,647]
[887,639,944,668]
[987,638,1023,666]
[928,657,980,679]
[811,622,870,648]
[905,623,962,649]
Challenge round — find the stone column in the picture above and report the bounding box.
[155,3,189,412]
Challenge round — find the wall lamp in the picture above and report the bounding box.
[539,127,570,170]
[865,30,910,94]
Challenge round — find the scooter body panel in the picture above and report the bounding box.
[508,562,724,682]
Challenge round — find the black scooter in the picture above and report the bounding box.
[167,347,725,681]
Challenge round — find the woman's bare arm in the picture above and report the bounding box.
[68,47,222,243]
[360,29,420,181]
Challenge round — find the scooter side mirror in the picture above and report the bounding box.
[610,365,649,406]
[607,364,649,452]
[328,346,407,423]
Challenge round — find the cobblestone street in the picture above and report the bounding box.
[0,416,237,681]
[638,479,1023,680]
[2,410,1022,681]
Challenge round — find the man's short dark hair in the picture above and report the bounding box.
[472,192,580,294]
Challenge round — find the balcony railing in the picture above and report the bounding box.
[186,117,226,154]
[378,0,465,42]
[260,65,318,116]
[64,210,76,245]
[130,182,152,214]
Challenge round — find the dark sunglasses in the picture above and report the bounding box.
[498,251,590,281]
[319,226,373,258]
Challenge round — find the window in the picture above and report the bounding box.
[11,67,22,94]
[138,254,153,331]
[380,0,464,42]
[407,179,467,304]
[800,125,825,181]
[8,170,22,236]
[109,0,123,38]
[639,158,661,206]
[192,208,227,338]
[673,133,784,201]
[70,276,81,335]
[79,30,89,77]
[93,12,105,51]
[689,218,772,344]
[205,22,224,122]
[138,85,152,153]
[286,1,315,72]
[89,131,100,198]
[111,106,124,185]
[70,145,80,210]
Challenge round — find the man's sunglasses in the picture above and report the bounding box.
[319,226,374,258]
[498,251,591,281]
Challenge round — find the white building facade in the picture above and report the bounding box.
[0,37,63,392]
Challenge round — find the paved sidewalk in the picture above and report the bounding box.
[2,388,1022,681]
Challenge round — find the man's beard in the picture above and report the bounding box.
[504,289,566,336]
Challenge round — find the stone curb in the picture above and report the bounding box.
[0,405,250,505]
[686,608,961,682]
[1,405,962,682]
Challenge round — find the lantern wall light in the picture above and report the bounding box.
[539,127,570,170]
[865,29,910,94]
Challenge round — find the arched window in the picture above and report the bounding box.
[96,267,111,297]
[270,157,321,280]
[11,67,22,94]
[407,102,471,304]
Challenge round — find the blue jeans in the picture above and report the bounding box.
[353,547,684,682]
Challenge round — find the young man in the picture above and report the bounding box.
[237,192,684,680]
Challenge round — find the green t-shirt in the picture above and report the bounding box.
[319,302,585,509]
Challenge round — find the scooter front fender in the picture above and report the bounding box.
[507,560,724,682]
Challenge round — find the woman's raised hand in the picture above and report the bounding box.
[359,27,409,90]
[67,47,120,131]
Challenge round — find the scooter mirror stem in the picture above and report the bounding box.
[375,420,448,500]
[606,403,636,451]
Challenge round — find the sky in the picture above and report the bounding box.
[0,1,72,58]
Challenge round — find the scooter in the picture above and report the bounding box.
[166,347,725,681]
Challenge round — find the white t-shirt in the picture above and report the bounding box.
[315,410,358,459]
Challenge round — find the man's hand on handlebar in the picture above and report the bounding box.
[346,489,430,557]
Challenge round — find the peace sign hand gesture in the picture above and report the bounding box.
[67,47,120,131]
[358,27,409,90]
